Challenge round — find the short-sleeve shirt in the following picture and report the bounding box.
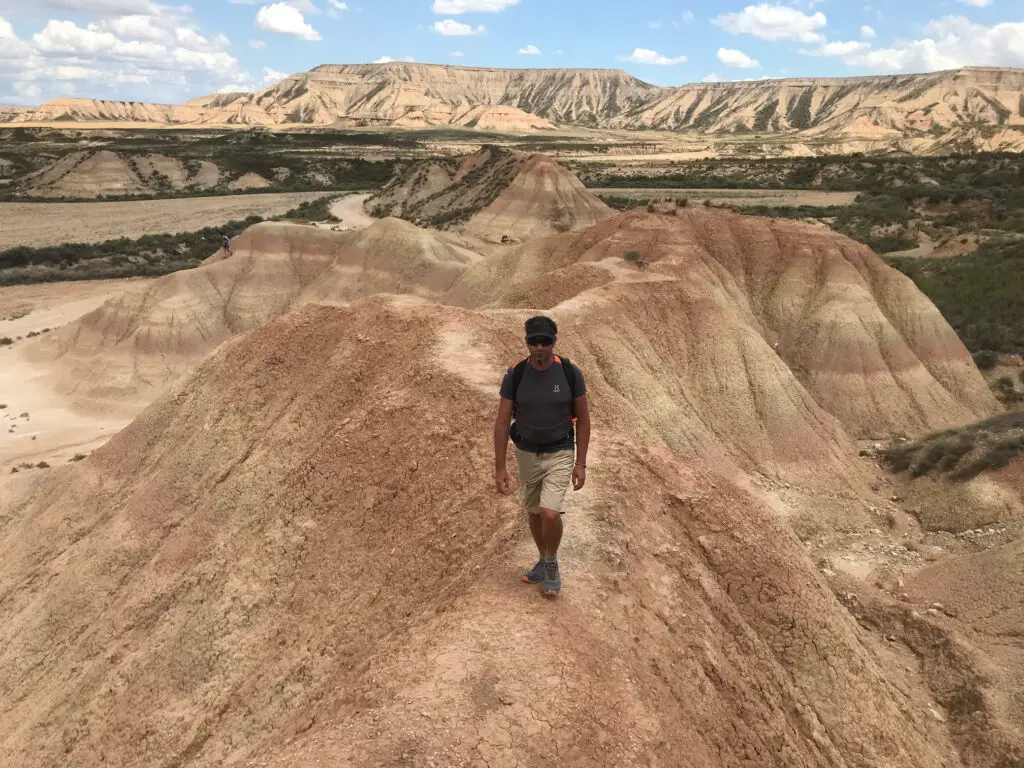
[500,359,586,452]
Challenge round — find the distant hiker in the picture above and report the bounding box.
[222,234,231,254]
[494,315,590,598]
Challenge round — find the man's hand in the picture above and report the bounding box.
[572,463,586,491]
[495,467,511,494]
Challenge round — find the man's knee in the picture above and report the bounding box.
[539,506,560,522]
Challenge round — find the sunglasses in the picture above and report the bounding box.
[527,335,554,347]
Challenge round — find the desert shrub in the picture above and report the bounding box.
[35,461,50,469]
[278,196,339,223]
[0,338,12,346]
[887,238,1024,355]
[954,436,1024,479]
[973,350,999,370]
[69,453,87,462]
[646,203,656,213]
[912,436,975,476]
[880,411,1024,481]
[598,195,646,211]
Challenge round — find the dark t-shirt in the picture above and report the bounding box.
[500,359,586,452]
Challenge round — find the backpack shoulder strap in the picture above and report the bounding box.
[555,355,579,419]
[510,358,529,417]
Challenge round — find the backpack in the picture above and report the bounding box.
[509,354,580,424]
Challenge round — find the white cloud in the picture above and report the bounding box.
[33,21,119,55]
[702,72,721,82]
[553,48,563,55]
[649,21,663,29]
[262,66,287,84]
[803,39,872,57]
[249,39,266,48]
[817,16,1024,72]
[617,47,687,65]
[717,47,760,68]
[54,65,105,79]
[255,3,321,40]
[31,0,160,14]
[958,0,992,6]
[713,4,827,43]
[113,72,150,83]
[451,50,464,57]
[285,0,320,13]
[861,25,876,39]
[326,0,347,17]
[13,81,41,99]
[1,7,252,104]
[432,18,485,35]
[517,44,540,54]
[92,15,168,42]
[431,0,518,13]
[372,55,415,63]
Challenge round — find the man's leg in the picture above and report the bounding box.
[537,451,574,597]
[528,510,546,556]
[539,507,562,558]
[516,448,547,584]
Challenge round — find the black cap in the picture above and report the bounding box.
[525,316,557,338]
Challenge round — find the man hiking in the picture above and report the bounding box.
[494,315,590,597]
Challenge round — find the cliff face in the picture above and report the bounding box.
[6,64,1024,152]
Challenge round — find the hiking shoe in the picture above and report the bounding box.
[522,559,545,584]
[541,560,561,597]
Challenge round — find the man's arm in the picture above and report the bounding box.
[574,394,590,467]
[494,397,514,471]
[571,394,590,491]
[494,397,514,494]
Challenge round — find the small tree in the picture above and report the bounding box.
[646,203,656,213]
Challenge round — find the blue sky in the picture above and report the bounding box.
[0,0,1022,104]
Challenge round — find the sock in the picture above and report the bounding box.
[543,554,557,563]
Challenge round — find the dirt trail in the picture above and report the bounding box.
[328,193,374,229]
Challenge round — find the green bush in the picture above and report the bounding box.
[886,238,1024,355]
[880,411,1024,481]
[973,350,999,370]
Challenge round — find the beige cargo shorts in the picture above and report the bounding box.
[514,447,575,514]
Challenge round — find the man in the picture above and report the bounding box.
[494,315,590,598]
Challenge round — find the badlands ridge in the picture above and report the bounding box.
[0,151,1021,767]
